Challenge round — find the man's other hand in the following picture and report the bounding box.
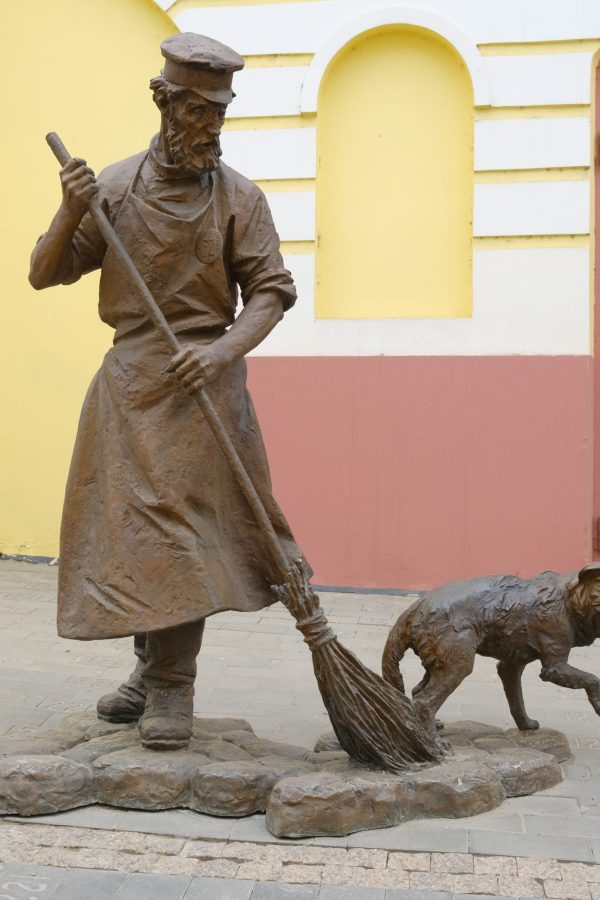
[167,343,232,393]
[60,157,97,219]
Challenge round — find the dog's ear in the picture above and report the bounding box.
[577,562,600,583]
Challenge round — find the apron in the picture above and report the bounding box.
[57,157,304,640]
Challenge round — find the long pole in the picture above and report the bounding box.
[46,132,290,581]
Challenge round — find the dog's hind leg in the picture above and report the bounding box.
[497,661,539,730]
[412,642,476,733]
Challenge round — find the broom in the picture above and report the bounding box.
[46,133,447,772]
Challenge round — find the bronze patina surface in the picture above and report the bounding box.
[30,33,305,750]
[383,564,600,732]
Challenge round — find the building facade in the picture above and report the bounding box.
[4,0,600,590]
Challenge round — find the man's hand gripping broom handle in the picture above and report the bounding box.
[46,132,290,582]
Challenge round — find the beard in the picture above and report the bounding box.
[165,112,222,175]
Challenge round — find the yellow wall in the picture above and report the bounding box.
[315,26,473,319]
[1,0,176,557]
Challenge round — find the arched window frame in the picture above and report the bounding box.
[301,5,490,320]
[301,6,490,114]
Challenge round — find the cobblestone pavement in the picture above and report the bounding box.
[0,559,599,899]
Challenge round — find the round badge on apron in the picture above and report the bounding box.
[196,227,223,264]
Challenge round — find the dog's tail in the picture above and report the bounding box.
[381,606,415,694]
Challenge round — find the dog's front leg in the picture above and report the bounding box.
[540,655,600,715]
[497,661,539,730]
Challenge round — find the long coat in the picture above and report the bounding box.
[52,142,305,640]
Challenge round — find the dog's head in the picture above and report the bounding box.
[570,563,600,630]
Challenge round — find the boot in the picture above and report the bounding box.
[138,685,194,750]
[96,634,147,723]
[137,620,204,751]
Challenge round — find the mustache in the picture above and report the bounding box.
[166,116,222,172]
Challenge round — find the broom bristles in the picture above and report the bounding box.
[272,563,447,773]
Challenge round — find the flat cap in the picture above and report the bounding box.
[578,562,600,581]
[160,33,244,104]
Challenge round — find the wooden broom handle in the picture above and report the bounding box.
[46,132,290,581]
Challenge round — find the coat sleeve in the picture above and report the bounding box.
[60,196,108,285]
[230,188,297,312]
[36,165,129,286]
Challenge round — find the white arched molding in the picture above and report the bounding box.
[300,5,491,112]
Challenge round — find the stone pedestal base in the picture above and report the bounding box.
[0,714,569,838]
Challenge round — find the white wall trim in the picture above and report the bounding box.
[300,5,491,111]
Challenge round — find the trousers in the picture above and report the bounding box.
[133,620,205,689]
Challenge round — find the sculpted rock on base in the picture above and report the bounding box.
[482,748,562,797]
[0,714,571,837]
[94,748,206,809]
[0,756,94,816]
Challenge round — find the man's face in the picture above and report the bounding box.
[164,92,227,175]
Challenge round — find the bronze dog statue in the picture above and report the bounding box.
[382,564,600,731]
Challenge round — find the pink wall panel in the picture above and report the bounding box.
[247,356,593,590]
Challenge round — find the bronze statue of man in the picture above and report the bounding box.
[29,33,305,751]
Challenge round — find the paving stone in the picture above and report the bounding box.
[0,755,94,815]
[321,864,408,889]
[237,861,286,881]
[496,875,544,896]
[348,828,468,853]
[410,872,498,894]
[142,834,187,855]
[385,891,451,900]
[452,895,517,900]
[228,815,296,844]
[524,814,600,839]
[473,855,517,876]
[516,857,561,880]
[564,764,592,780]
[279,864,324,883]
[250,882,319,899]
[179,875,256,899]
[559,862,600,883]
[115,872,192,899]
[544,780,600,803]
[12,804,235,839]
[430,852,473,874]
[317,886,385,899]
[50,867,128,899]
[542,881,592,900]
[501,795,581,817]
[467,831,594,862]
[0,864,65,896]
[387,852,430,872]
